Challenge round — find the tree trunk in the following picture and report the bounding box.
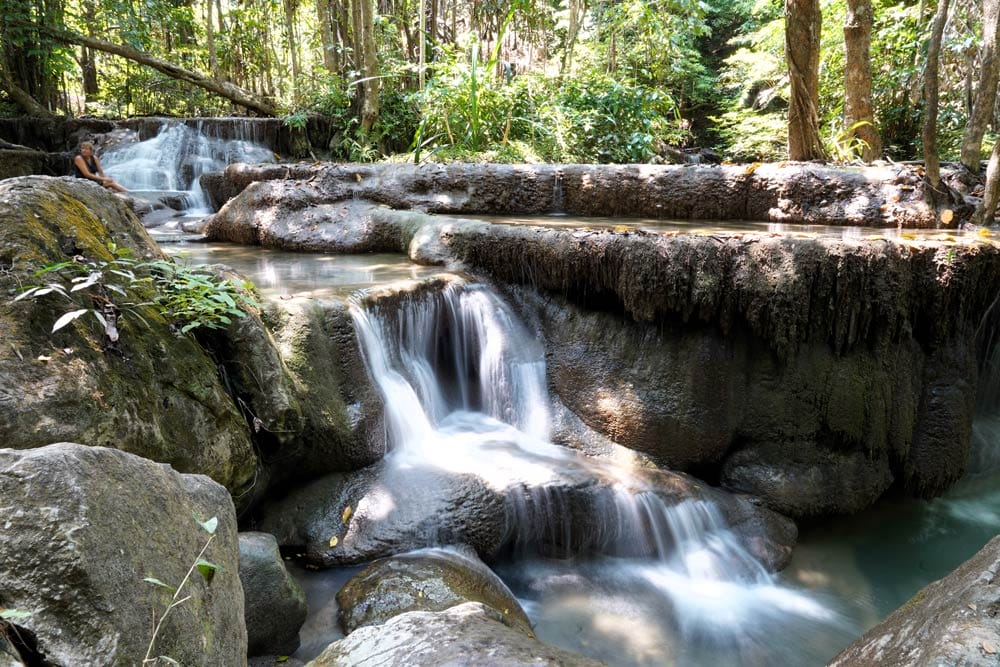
[284,0,301,101]
[843,0,881,162]
[972,138,1000,225]
[357,0,380,133]
[318,0,340,73]
[39,25,277,115]
[0,60,59,117]
[960,0,1000,173]
[205,0,220,79]
[923,0,952,196]
[786,0,825,160]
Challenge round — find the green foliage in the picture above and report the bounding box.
[13,243,258,343]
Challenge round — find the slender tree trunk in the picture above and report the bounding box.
[318,0,339,73]
[960,0,1000,172]
[37,24,277,115]
[358,0,380,132]
[205,0,220,79]
[843,0,881,161]
[786,0,825,160]
[923,0,952,196]
[284,0,301,101]
[972,138,1000,225]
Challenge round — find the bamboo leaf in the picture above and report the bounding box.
[52,309,89,333]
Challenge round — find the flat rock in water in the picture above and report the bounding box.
[307,602,607,667]
[336,547,532,635]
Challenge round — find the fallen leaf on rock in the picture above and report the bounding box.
[329,536,339,548]
[36,355,51,362]
[940,209,954,225]
[745,162,762,175]
[983,641,996,655]
[978,228,992,237]
[342,505,353,523]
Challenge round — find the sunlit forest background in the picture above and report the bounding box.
[1,0,996,163]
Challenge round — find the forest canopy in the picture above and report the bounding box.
[0,0,997,165]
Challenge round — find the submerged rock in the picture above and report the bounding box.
[239,532,308,657]
[307,602,606,667]
[828,535,1000,666]
[336,547,532,635]
[0,176,257,495]
[0,443,245,665]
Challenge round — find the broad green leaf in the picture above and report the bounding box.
[195,558,222,583]
[143,577,177,594]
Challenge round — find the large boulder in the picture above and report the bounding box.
[336,547,532,635]
[307,602,606,667]
[0,176,257,495]
[828,535,1000,666]
[239,532,308,657]
[0,443,245,666]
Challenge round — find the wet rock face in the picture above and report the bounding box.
[239,532,308,657]
[308,602,606,667]
[336,548,532,635]
[0,176,257,495]
[828,535,1000,667]
[0,443,245,666]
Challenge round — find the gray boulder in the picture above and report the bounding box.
[336,547,532,635]
[0,443,245,666]
[828,535,1000,666]
[239,532,308,657]
[307,602,606,667]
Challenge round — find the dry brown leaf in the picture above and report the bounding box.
[940,209,954,225]
[982,641,996,655]
[329,536,339,548]
[342,505,353,524]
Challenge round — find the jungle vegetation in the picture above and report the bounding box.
[0,0,998,171]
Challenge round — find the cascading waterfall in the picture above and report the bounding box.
[101,121,274,213]
[349,276,846,665]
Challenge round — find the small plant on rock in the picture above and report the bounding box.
[142,515,222,666]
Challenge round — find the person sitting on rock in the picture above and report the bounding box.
[73,142,128,193]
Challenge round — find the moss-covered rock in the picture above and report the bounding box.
[0,176,256,495]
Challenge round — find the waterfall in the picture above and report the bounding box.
[101,121,274,214]
[349,276,843,661]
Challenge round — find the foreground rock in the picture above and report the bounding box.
[308,602,606,667]
[203,162,964,229]
[336,547,532,634]
[828,535,1000,666]
[0,176,257,495]
[0,443,245,665]
[239,532,308,657]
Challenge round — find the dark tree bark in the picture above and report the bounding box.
[38,25,277,115]
[960,0,1000,172]
[843,0,881,162]
[356,0,380,133]
[922,0,952,198]
[786,0,825,160]
[972,139,1000,225]
[0,60,59,117]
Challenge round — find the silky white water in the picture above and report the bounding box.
[101,121,273,213]
[348,276,847,665]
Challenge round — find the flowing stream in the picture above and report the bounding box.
[344,277,848,666]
